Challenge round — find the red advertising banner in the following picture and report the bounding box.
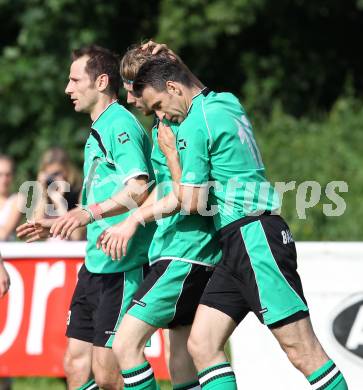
[0,243,169,379]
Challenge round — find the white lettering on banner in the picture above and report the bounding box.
[0,263,24,354]
[346,305,363,350]
[145,331,161,358]
[26,261,65,355]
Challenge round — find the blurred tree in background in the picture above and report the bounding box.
[0,0,362,240]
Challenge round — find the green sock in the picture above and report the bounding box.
[76,379,99,390]
[307,360,348,389]
[121,361,160,390]
[198,362,237,390]
[173,379,200,389]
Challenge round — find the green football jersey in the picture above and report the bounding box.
[82,101,156,273]
[177,89,280,230]
[148,121,221,266]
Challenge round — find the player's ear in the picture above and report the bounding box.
[166,81,181,96]
[96,73,109,92]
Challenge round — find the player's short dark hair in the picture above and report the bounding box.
[133,57,194,97]
[72,45,120,95]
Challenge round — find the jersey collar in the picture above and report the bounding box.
[186,87,210,115]
[91,100,118,126]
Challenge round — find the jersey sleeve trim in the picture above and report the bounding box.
[180,182,209,188]
[122,171,150,185]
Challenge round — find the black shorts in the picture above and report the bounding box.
[66,264,147,347]
[127,260,213,329]
[200,214,309,328]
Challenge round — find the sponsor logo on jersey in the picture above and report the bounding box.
[178,139,187,150]
[281,229,294,244]
[331,293,363,362]
[117,132,130,144]
[132,299,146,307]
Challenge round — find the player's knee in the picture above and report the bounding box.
[281,333,325,371]
[111,338,124,362]
[63,349,90,377]
[112,336,143,367]
[93,369,120,390]
[187,332,212,362]
[284,344,305,370]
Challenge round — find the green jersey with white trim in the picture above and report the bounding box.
[177,90,280,230]
[148,121,221,266]
[82,101,156,273]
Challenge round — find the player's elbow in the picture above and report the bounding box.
[127,177,151,206]
[133,189,149,206]
[178,185,206,214]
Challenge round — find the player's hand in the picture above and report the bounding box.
[16,219,52,242]
[49,207,91,240]
[96,216,140,260]
[0,261,10,298]
[141,40,179,61]
[158,121,177,158]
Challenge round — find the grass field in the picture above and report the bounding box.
[11,378,171,389]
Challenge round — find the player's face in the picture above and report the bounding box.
[123,82,152,115]
[65,56,98,114]
[141,86,186,123]
[0,159,13,196]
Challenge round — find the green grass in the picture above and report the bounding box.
[12,378,66,390]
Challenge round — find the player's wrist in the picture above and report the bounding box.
[129,210,143,226]
[88,203,103,221]
[81,207,94,223]
[80,203,102,223]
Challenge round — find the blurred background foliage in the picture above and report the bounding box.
[0,0,362,240]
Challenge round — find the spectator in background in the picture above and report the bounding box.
[32,147,84,240]
[0,155,23,241]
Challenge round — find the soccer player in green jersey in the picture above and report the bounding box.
[94,43,221,390]
[119,57,348,390]
[17,46,156,390]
